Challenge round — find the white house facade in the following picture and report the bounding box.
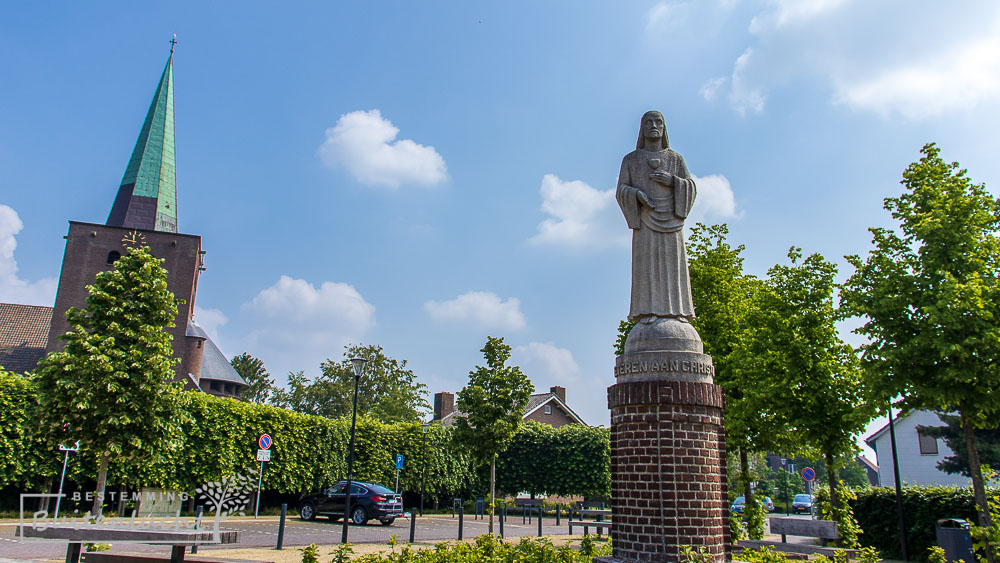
[865,409,970,488]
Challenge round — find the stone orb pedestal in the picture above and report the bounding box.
[598,318,731,563]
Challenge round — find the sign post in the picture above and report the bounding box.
[255,434,272,518]
[54,440,79,519]
[395,454,404,494]
[801,466,816,495]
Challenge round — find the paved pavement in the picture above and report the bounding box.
[0,512,581,562]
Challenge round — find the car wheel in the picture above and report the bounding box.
[351,506,368,525]
[299,503,316,521]
[380,518,395,526]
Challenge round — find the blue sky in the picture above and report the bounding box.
[3,2,1000,456]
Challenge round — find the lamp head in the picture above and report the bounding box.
[349,357,367,378]
[421,423,430,434]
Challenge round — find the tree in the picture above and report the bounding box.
[748,248,871,546]
[33,244,187,516]
[231,353,277,404]
[841,144,1000,547]
[688,223,797,539]
[453,336,534,535]
[319,344,429,423]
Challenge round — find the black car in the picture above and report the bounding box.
[298,481,403,526]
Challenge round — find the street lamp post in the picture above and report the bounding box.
[341,357,367,544]
[420,423,429,517]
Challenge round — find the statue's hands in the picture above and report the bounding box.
[637,191,652,207]
[650,171,674,187]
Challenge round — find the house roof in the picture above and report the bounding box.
[0,303,53,374]
[857,455,878,472]
[433,389,587,426]
[524,391,586,425]
[198,331,246,386]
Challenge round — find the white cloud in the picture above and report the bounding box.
[0,205,56,306]
[241,275,376,375]
[529,174,628,249]
[712,2,1000,118]
[530,173,738,248]
[833,33,1000,119]
[193,306,228,343]
[317,109,448,188]
[688,174,740,226]
[646,2,690,32]
[424,291,526,331]
[512,342,581,384]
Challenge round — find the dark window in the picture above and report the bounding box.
[918,430,939,455]
[210,381,220,391]
[107,251,121,265]
[544,405,552,415]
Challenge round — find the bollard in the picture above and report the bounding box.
[458,502,464,540]
[409,507,416,544]
[556,504,560,526]
[522,505,527,524]
[537,506,542,537]
[191,505,204,554]
[597,510,604,538]
[499,506,504,538]
[276,503,287,550]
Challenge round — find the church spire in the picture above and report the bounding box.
[107,47,177,232]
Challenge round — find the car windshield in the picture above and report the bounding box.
[732,497,744,504]
[794,494,811,502]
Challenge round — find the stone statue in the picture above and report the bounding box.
[616,110,697,324]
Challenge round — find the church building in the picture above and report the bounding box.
[0,49,246,399]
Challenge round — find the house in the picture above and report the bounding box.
[0,303,53,374]
[865,409,969,487]
[432,385,587,427]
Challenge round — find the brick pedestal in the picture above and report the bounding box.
[598,379,730,563]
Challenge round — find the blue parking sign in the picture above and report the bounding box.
[396,454,404,469]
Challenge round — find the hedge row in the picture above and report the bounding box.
[851,486,980,561]
[0,372,610,501]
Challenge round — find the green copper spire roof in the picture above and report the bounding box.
[107,54,177,232]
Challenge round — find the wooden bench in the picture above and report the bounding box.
[739,518,859,559]
[17,524,239,563]
[568,520,611,535]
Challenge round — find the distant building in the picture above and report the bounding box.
[865,409,969,488]
[0,50,244,398]
[432,385,587,427]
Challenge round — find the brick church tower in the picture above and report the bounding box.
[45,48,245,397]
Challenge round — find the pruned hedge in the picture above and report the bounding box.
[0,371,609,503]
[851,485,980,561]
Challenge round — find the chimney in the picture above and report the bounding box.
[434,392,455,420]
[550,386,566,404]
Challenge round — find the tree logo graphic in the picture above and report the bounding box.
[194,470,257,537]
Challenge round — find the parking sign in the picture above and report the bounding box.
[396,454,404,470]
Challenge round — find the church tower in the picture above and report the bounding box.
[45,47,245,397]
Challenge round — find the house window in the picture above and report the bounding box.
[918,430,939,455]
[210,381,220,391]
[544,405,552,415]
[107,251,121,265]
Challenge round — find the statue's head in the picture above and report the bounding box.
[636,110,669,150]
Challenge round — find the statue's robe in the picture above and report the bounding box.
[616,147,697,321]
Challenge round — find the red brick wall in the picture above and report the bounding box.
[46,222,203,388]
[606,380,730,562]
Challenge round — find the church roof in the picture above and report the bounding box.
[0,303,53,374]
[107,53,177,233]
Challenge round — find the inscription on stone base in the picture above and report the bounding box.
[614,350,714,383]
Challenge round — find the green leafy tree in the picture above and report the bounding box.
[841,144,1000,546]
[33,244,188,516]
[231,352,277,404]
[271,345,429,423]
[753,248,871,546]
[454,336,534,535]
[688,223,797,539]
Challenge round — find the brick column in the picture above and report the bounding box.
[598,380,730,563]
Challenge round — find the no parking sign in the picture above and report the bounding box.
[801,467,816,482]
